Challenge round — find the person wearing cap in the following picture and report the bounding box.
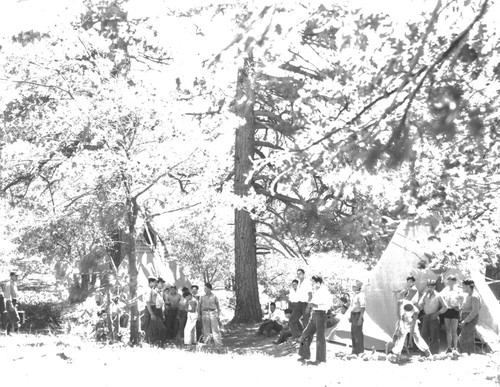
[297,275,331,365]
[349,279,365,355]
[440,275,464,353]
[387,301,431,357]
[198,283,222,347]
[4,271,21,335]
[290,269,312,338]
[459,279,481,355]
[418,278,447,354]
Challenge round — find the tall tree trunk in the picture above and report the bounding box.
[232,54,262,323]
[125,197,140,344]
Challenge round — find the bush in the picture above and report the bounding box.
[21,301,65,331]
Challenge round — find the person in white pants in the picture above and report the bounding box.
[184,292,198,345]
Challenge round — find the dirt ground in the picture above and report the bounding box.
[1,325,499,387]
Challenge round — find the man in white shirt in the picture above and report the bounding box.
[258,302,285,336]
[350,279,366,355]
[297,275,331,364]
[288,279,299,312]
[290,269,312,338]
[4,271,20,335]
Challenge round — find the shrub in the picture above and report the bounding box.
[21,301,65,331]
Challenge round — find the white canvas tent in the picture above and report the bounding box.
[326,220,500,352]
[117,234,190,305]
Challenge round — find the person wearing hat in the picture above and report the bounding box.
[440,275,464,353]
[350,279,365,355]
[198,283,222,347]
[418,278,447,354]
[459,279,481,355]
[4,271,21,335]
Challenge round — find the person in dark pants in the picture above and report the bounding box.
[143,276,165,345]
[258,302,284,336]
[297,275,331,365]
[4,271,20,335]
[459,279,481,355]
[275,309,301,344]
[290,269,312,338]
[350,279,365,355]
[164,286,181,340]
[418,279,447,354]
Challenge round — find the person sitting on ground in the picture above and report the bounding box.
[274,308,300,344]
[258,302,285,336]
[386,301,431,358]
[339,293,350,314]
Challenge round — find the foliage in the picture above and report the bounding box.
[22,301,65,331]
[165,206,234,287]
[1,0,500,326]
[258,251,368,303]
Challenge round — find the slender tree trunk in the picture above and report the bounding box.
[106,287,114,342]
[126,198,140,345]
[232,54,262,323]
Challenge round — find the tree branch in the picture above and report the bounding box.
[0,78,75,99]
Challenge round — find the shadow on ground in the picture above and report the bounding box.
[221,323,298,357]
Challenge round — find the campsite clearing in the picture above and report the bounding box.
[0,331,498,387]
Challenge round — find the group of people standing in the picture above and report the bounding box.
[259,269,483,365]
[142,277,223,348]
[388,275,481,357]
[286,269,366,365]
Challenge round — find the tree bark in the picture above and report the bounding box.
[125,197,141,345]
[232,54,262,323]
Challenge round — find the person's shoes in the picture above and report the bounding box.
[423,349,431,358]
[445,348,452,354]
[307,360,325,366]
[297,357,307,363]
